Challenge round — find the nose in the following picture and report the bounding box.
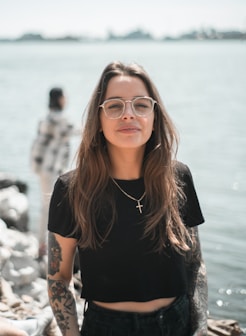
[122,101,135,119]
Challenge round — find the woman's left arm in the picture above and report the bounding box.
[187,226,208,336]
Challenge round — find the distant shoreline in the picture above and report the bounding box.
[0,28,245,43]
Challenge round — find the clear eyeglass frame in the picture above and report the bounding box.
[99,96,157,119]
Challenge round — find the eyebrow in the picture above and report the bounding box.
[105,95,147,100]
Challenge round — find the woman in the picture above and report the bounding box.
[31,87,78,257]
[47,62,208,335]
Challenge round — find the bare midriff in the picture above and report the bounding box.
[93,297,176,313]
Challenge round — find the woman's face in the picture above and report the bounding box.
[100,75,155,153]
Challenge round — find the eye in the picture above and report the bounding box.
[135,102,149,109]
[105,100,124,111]
[108,103,122,110]
[134,98,152,111]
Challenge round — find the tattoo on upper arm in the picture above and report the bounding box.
[48,233,62,275]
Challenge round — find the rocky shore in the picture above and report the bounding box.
[0,172,244,335]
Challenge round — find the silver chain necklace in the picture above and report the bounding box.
[111,178,146,214]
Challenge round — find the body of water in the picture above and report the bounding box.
[0,40,245,328]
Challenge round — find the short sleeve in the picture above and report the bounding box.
[176,162,205,227]
[48,172,78,238]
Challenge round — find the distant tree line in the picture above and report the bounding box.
[0,28,245,42]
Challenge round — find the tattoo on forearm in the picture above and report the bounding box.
[48,278,78,335]
[48,233,62,275]
[47,234,79,335]
[187,227,208,334]
[193,262,208,331]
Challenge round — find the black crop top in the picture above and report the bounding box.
[48,161,204,302]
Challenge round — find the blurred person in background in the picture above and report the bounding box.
[31,87,80,258]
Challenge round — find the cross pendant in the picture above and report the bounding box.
[136,200,143,214]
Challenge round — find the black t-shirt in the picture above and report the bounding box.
[48,161,204,302]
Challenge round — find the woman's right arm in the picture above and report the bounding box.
[47,232,80,336]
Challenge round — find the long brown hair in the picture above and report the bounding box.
[69,61,191,253]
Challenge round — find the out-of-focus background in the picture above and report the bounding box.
[0,0,246,329]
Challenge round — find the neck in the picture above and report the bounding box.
[108,147,145,179]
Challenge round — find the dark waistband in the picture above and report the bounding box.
[85,295,188,320]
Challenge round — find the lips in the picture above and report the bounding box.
[117,125,140,132]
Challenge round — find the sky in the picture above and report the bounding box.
[0,0,245,39]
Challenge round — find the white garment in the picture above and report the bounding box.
[31,110,75,176]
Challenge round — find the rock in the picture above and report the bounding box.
[0,172,28,193]
[2,256,39,287]
[0,317,29,336]
[0,222,38,256]
[0,307,55,336]
[208,318,244,335]
[0,172,29,232]
[16,278,49,308]
[0,186,29,231]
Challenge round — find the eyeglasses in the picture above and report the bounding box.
[99,96,156,119]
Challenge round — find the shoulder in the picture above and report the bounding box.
[173,160,192,179]
[49,170,76,213]
[48,171,78,237]
[55,169,76,190]
[173,160,196,194]
[59,169,76,183]
[174,161,205,226]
